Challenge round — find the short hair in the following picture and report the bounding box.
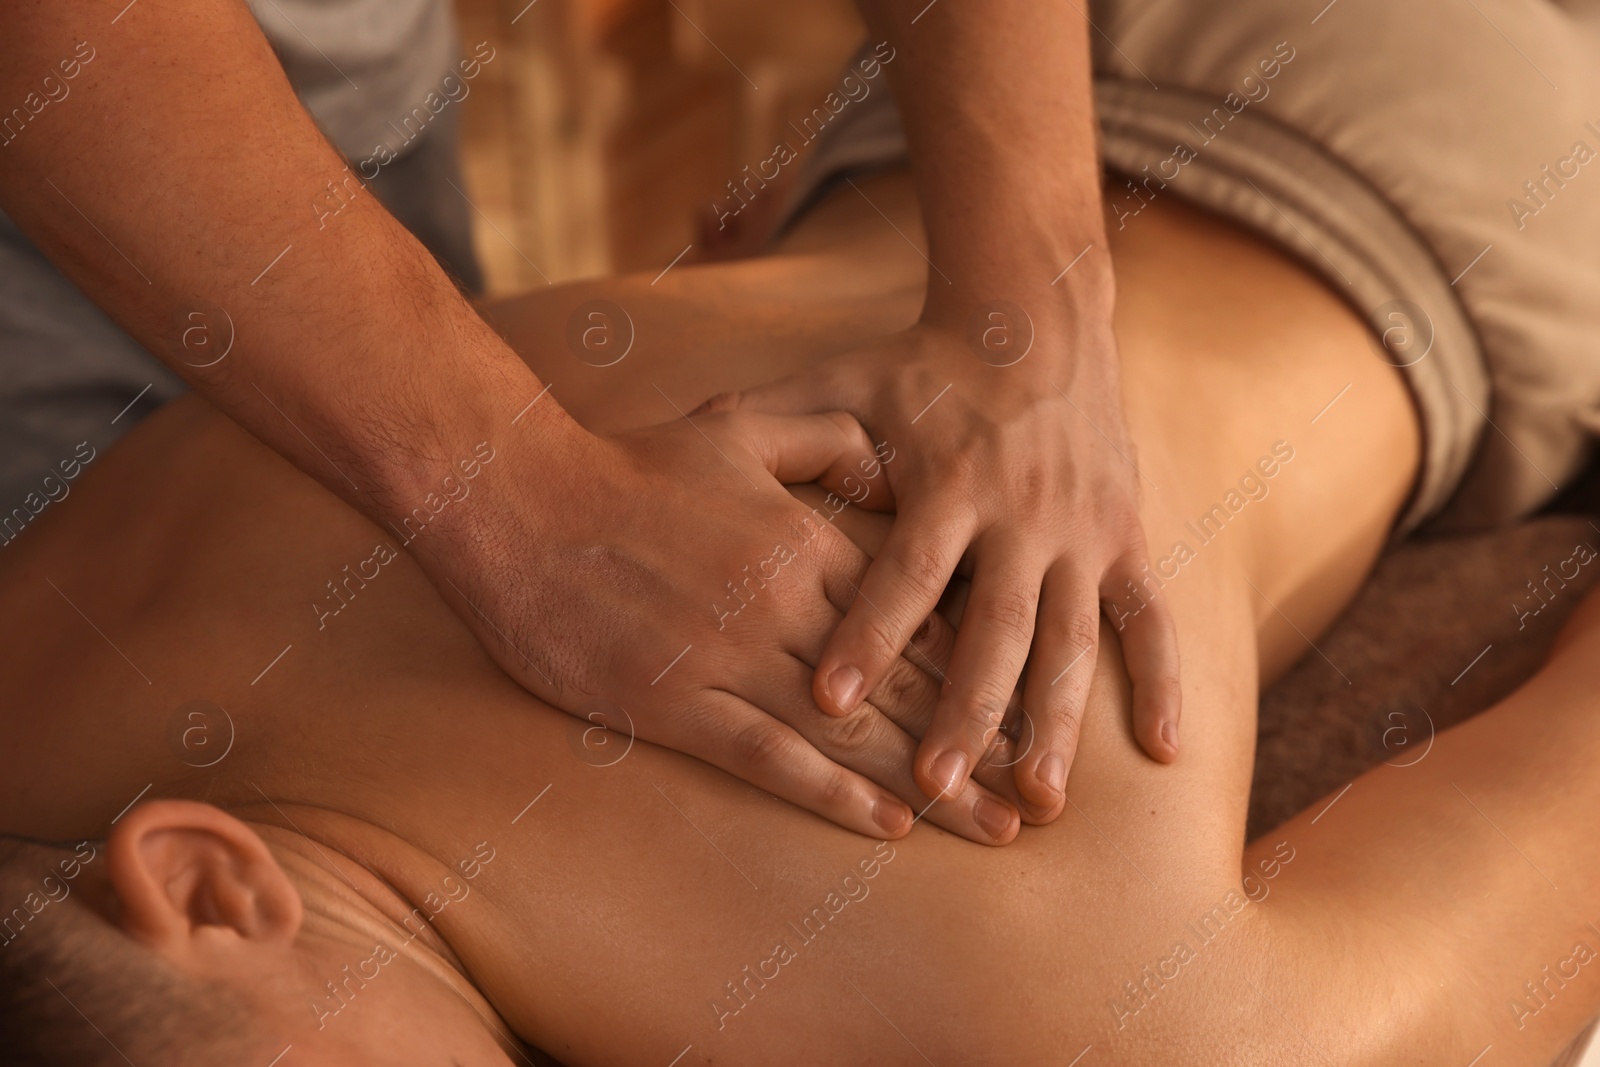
[0,837,252,1066]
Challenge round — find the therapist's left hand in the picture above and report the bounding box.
[703,288,1180,820]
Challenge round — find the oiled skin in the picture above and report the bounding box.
[3,175,1598,1066]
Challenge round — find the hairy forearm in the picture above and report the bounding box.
[851,0,1109,325]
[0,0,575,526]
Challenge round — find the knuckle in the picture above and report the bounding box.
[1014,464,1053,506]
[857,614,911,662]
[1053,667,1094,709]
[823,707,880,751]
[952,694,1010,749]
[1045,687,1089,738]
[975,585,1038,634]
[825,409,870,448]
[817,766,856,809]
[695,391,741,414]
[1060,612,1101,656]
[895,539,952,593]
[875,663,925,718]
[1054,699,1087,735]
[806,517,855,561]
[734,720,794,773]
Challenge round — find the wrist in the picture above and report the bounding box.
[353,335,593,555]
[921,223,1113,320]
[919,252,1116,387]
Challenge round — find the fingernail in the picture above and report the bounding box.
[1161,721,1179,751]
[874,796,909,835]
[1040,754,1067,796]
[973,797,1013,840]
[931,751,969,797]
[828,665,863,712]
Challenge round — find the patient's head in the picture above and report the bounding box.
[0,800,517,1065]
[0,825,254,1065]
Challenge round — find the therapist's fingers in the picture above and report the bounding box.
[866,638,1033,816]
[857,597,1033,815]
[812,502,975,718]
[679,690,914,840]
[755,543,1020,839]
[732,655,1020,845]
[858,644,941,736]
[785,553,1024,818]
[798,515,966,733]
[1014,563,1101,818]
[809,528,961,687]
[721,408,880,494]
[912,546,1042,803]
[859,606,959,732]
[902,604,958,682]
[1104,550,1181,763]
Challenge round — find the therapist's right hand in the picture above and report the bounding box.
[410,407,1024,846]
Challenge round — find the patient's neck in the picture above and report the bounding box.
[247,817,517,1055]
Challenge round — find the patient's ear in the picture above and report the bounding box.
[106,798,302,963]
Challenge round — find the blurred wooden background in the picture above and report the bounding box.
[454,0,864,294]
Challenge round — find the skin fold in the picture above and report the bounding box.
[2,173,1598,1066]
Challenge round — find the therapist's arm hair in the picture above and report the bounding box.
[0,2,1018,847]
[849,0,1109,315]
[0,0,577,524]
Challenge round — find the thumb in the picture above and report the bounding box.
[721,411,888,504]
[692,360,860,418]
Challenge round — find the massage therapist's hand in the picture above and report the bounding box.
[0,0,1020,846]
[406,407,1025,845]
[713,286,1181,819]
[717,0,1187,818]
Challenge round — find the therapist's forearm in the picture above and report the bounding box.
[0,4,1033,842]
[851,1,1109,331]
[0,0,577,523]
